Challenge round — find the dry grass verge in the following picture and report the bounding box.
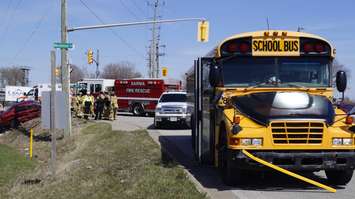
[3,123,206,199]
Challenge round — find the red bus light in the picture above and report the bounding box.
[315,43,324,52]
[227,43,238,53]
[239,43,249,53]
[303,43,314,53]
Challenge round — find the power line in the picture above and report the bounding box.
[78,0,145,59]
[11,3,52,63]
[118,0,140,20]
[131,0,148,17]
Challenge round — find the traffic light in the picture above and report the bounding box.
[197,20,209,42]
[162,67,168,77]
[87,49,93,64]
[55,67,61,77]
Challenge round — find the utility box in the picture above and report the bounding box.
[41,91,69,130]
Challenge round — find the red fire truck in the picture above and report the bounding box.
[115,78,181,116]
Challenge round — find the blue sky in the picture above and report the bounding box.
[0,0,354,99]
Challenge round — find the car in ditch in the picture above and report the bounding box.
[0,100,41,130]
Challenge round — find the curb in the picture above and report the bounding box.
[150,131,213,199]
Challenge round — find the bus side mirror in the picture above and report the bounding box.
[209,65,222,87]
[336,71,347,93]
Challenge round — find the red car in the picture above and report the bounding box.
[0,101,41,130]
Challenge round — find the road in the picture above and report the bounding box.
[111,113,355,199]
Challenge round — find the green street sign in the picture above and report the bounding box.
[54,42,73,49]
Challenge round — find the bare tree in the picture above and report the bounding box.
[0,66,26,86]
[100,61,142,79]
[333,60,351,77]
[70,64,85,83]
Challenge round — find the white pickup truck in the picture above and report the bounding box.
[154,91,192,128]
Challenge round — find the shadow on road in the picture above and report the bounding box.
[158,135,344,193]
[117,112,155,118]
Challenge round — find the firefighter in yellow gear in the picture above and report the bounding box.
[71,94,78,117]
[90,94,95,117]
[103,92,112,120]
[82,92,92,120]
[76,92,84,118]
[110,93,118,120]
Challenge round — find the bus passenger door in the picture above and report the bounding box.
[193,57,214,164]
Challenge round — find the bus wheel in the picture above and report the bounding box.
[132,103,144,116]
[325,169,353,185]
[218,126,242,186]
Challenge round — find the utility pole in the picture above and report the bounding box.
[96,49,100,78]
[149,0,159,78]
[50,50,57,176]
[61,0,71,136]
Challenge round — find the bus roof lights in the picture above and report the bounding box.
[315,43,325,53]
[227,43,238,53]
[303,43,314,53]
[239,43,249,53]
[273,31,279,37]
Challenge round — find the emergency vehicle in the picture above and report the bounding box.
[115,78,181,116]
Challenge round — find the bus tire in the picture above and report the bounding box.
[132,103,144,116]
[325,169,353,185]
[218,125,242,186]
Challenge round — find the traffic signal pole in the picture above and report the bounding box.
[61,0,71,136]
[67,18,207,32]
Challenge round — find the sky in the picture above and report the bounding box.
[0,0,354,99]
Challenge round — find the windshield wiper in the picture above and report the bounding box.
[284,83,308,90]
[243,82,269,91]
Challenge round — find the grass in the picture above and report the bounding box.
[0,144,35,196]
[6,123,206,199]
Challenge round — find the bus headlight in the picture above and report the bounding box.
[240,139,252,146]
[332,138,353,146]
[332,138,342,145]
[343,138,353,145]
[240,138,263,146]
[252,139,263,146]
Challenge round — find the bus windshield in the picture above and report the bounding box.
[221,57,331,88]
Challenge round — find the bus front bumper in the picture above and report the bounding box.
[229,150,355,171]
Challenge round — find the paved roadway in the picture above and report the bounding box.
[111,113,355,199]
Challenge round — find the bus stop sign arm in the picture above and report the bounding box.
[67,18,207,32]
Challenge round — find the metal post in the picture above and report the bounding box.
[150,0,158,78]
[29,128,33,160]
[50,50,57,176]
[96,49,100,78]
[61,0,71,136]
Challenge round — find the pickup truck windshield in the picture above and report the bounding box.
[221,57,331,88]
[159,94,187,102]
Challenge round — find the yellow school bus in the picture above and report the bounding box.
[186,30,355,186]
